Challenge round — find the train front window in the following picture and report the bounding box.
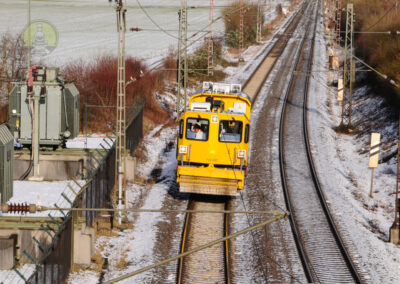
[186,118,209,141]
[219,120,242,143]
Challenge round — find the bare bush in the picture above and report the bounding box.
[223,1,262,48]
[0,32,27,124]
[62,54,170,133]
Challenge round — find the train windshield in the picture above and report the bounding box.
[219,120,242,143]
[186,118,209,141]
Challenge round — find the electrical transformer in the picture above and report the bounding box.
[8,67,80,147]
[0,124,13,203]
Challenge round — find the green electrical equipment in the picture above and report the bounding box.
[0,124,14,203]
[8,67,80,148]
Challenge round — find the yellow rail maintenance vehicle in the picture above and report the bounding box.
[176,82,251,196]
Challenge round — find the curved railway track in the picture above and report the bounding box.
[175,2,313,282]
[176,0,362,282]
[175,2,313,283]
[278,0,362,282]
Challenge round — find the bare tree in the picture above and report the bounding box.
[0,32,27,102]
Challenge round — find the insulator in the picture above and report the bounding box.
[1,203,37,214]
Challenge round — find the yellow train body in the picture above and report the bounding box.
[176,82,251,196]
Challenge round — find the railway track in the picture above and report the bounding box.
[279,0,362,282]
[177,197,231,284]
[175,1,320,283]
[243,0,309,101]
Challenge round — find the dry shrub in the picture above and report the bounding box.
[343,0,400,99]
[223,1,262,48]
[276,4,283,18]
[0,104,8,124]
[0,32,27,98]
[62,54,170,133]
[163,47,177,81]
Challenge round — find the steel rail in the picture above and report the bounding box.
[279,0,362,282]
[302,5,362,282]
[177,198,230,284]
[174,2,317,283]
[241,0,309,104]
[278,0,315,281]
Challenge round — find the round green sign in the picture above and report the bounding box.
[23,20,58,56]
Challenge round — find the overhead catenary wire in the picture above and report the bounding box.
[103,212,289,284]
[364,1,398,31]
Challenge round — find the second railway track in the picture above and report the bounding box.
[279,0,362,282]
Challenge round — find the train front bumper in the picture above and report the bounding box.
[177,165,244,196]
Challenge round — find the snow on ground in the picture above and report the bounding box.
[225,3,300,85]
[308,15,400,283]
[0,180,73,217]
[0,264,35,284]
[0,0,230,65]
[68,126,180,284]
[66,135,115,149]
[67,2,300,283]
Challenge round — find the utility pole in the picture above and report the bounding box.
[239,0,244,61]
[207,0,214,77]
[177,0,188,118]
[28,65,42,181]
[340,3,354,131]
[390,113,400,244]
[115,0,127,224]
[27,0,31,67]
[336,0,341,50]
[256,0,262,43]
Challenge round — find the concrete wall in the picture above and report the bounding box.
[0,224,95,268]
[73,224,95,265]
[0,237,15,269]
[0,229,52,265]
[13,153,86,180]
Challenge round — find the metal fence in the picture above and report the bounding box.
[26,219,72,284]
[10,100,145,284]
[83,145,116,227]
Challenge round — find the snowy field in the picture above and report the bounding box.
[0,0,290,66]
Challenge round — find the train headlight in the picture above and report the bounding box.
[179,145,188,154]
[237,149,246,159]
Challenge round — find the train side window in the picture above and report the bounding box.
[219,120,242,143]
[186,118,209,141]
[179,119,184,139]
[244,124,250,143]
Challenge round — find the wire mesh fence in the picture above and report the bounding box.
[8,100,145,284]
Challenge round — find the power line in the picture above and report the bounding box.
[135,0,179,39]
[364,1,397,31]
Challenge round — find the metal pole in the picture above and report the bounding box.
[70,208,75,270]
[176,9,182,119]
[239,0,244,61]
[183,0,188,113]
[115,0,127,224]
[85,95,88,149]
[340,3,353,130]
[369,168,374,198]
[348,7,354,129]
[27,0,31,68]
[31,91,40,179]
[390,113,400,244]
[207,0,214,76]
[256,0,262,43]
